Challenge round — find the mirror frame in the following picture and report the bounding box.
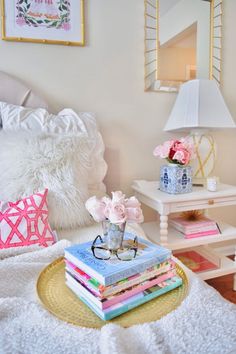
[144,0,223,92]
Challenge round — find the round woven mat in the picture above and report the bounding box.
[37,257,188,328]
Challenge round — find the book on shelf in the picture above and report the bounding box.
[65,268,176,310]
[66,275,183,321]
[173,248,220,273]
[169,215,221,238]
[64,233,171,286]
[65,259,175,298]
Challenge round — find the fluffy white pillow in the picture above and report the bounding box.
[0,102,107,197]
[0,131,93,229]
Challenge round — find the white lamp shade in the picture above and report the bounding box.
[164,79,236,132]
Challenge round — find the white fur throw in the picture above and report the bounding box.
[0,131,93,229]
[1,241,236,354]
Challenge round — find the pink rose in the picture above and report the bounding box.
[153,140,174,159]
[85,196,106,222]
[111,191,126,204]
[126,207,144,223]
[101,196,111,206]
[173,149,190,165]
[105,202,127,224]
[124,196,141,208]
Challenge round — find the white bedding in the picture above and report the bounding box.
[1,232,236,354]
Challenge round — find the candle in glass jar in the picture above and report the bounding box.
[207,176,218,192]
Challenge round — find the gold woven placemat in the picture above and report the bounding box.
[37,257,188,329]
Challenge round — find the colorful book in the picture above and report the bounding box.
[184,229,220,239]
[64,233,171,286]
[169,216,219,233]
[66,275,182,320]
[173,250,219,273]
[65,268,176,309]
[65,259,175,298]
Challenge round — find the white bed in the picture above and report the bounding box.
[0,72,236,354]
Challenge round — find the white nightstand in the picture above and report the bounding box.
[132,180,236,290]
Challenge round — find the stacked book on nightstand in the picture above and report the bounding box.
[169,215,221,239]
[64,234,182,321]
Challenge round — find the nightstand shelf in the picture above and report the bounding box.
[132,180,236,290]
[199,251,236,280]
[142,221,236,250]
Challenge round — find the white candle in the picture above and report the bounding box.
[207,177,218,192]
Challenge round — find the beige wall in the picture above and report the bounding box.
[159,47,196,81]
[0,0,236,224]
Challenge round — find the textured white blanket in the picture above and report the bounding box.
[0,241,236,354]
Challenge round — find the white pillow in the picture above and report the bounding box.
[0,101,86,134]
[0,102,107,197]
[0,131,93,229]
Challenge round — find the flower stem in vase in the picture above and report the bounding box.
[102,220,126,250]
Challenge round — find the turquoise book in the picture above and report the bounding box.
[66,275,182,320]
[64,233,171,286]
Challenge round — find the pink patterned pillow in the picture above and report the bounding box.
[0,189,56,249]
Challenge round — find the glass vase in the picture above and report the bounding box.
[102,220,126,250]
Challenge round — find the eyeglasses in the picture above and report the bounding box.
[91,235,138,261]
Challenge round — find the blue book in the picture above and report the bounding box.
[66,275,182,320]
[64,233,171,286]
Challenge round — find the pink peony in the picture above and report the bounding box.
[173,141,185,151]
[105,202,127,224]
[85,196,106,222]
[153,140,174,159]
[153,137,195,165]
[126,207,144,223]
[173,149,191,165]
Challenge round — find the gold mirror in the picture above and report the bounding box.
[144,0,222,92]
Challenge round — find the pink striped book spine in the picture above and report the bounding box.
[170,217,217,233]
[102,270,175,309]
[184,229,220,239]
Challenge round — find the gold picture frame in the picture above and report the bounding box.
[1,0,85,46]
[144,0,223,92]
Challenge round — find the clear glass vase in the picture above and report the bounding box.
[102,220,126,250]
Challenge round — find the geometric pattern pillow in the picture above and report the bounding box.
[0,189,56,249]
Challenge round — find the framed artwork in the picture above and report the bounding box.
[1,0,84,46]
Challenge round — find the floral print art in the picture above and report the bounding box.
[15,0,71,30]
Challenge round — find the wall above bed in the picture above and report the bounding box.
[0,0,236,224]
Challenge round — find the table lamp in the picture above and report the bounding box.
[164,79,236,179]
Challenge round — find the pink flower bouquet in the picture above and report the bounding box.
[85,191,144,225]
[153,137,195,166]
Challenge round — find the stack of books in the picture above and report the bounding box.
[169,215,221,239]
[64,234,182,321]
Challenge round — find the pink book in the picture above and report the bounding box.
[65,259,175,298]
[170,216,218,233]
[170,216,216,230]
[184,229,220,239]
[101,270,176,309]
[66,269,176,310]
